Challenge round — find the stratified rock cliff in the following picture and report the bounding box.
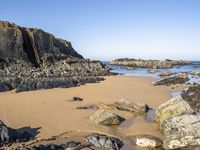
[0,21,111,92]
[109,58,191,69]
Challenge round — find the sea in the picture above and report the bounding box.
[104,61,200,84]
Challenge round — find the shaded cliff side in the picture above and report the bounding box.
[0,21,111,92]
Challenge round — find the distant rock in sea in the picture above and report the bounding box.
[0,21,111,92]
[109,58,191,69]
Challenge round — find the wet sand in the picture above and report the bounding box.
[0,76,172,140]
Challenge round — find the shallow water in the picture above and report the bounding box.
[105,61,200,84]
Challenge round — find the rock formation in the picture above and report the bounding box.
[109,58,190,69]
[0,21,111,92]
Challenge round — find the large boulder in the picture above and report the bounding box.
[113,99,149,114]
[155,96,193,126]
[85,133,124,150]
[162,113,200,149]
[154,74,189,86]
[89,109,125,126]
[181,83,200,112]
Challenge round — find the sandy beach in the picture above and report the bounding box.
[0,76,173,140]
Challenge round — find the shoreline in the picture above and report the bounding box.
[0,76,174,138]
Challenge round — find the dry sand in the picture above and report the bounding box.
[0,76,173,140]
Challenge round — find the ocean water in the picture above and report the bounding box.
[104,61,200,84]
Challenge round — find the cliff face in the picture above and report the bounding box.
[0,21,83,69]
[0,21,111,92]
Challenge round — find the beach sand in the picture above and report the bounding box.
[0,76,173,141]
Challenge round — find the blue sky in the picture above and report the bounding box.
[1,0,200,60]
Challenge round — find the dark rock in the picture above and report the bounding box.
[72,96,84,101]
[154,74,189,86]
[85,133,124,150]
[0,120,32,146]
[181,83,200,111]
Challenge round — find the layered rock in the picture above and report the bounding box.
[0,21,111,92]
[109,58,190,69]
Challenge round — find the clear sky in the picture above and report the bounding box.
[1,0,200,60]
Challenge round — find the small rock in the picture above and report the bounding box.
[129,135,162,148]
[147,68,157,73]
[72,96,84,101]
[85,133,124,150]
[89,109,125,126]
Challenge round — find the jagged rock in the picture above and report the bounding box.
[109,58,190,69]
[159,72,176,77]
[154,74,189,86]
[181,83,200,112]
[129,135,162,148]
[113,99,149,114]
[162,113,200,149]
[155,96,193,126]
[85,133,124,150]
[0,120,32,146]
[0,21,111,92]
[89,109,125,126]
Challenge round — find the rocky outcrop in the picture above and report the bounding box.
[89,109,125,126]
[113,99,149,114]
[0,21,111,92]
[181,83,200,112]
[109,58,190,69]
[85,133,124,150]
[162,113,200,149]
[154,74,189,86]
